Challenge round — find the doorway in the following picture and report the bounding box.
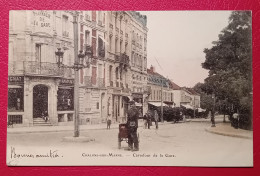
[33,85,48,118]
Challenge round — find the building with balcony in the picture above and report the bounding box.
[105,11,148,123]
[77,11,107,124]
[8,10,76,127]
[8,10,148,127]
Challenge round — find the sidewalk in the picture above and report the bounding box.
[7,118,253,139]
[7,120,172,134]
[205,122,253,139]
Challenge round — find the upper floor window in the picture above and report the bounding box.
[85,30,90,45]
[62,15,69,37]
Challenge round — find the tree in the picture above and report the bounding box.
[202,11,252,129]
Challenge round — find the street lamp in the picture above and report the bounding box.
[211,93,216,127]
[55,46,93,138]
[55,48,64,68]
[55,11,93,141]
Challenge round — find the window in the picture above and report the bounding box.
[8,87,24,112]
[116,67,119,79]
[109,36,112,51]
[109,65,113,86]
[35,44,41,62]
[62,15,69,37]
[85,30,90,45]
[57,88,74,111]
[91,66,97,85]
[97,102,99,109]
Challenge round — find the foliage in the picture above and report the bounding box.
[201,11,252,129]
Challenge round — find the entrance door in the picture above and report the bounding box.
[33,85,48,118]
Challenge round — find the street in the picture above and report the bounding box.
[7,121,253,166]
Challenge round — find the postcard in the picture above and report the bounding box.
[6,10,253,166]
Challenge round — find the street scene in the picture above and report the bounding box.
[7,10,252,166]
[7,116,253,166]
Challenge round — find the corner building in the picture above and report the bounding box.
[8,11,76,126]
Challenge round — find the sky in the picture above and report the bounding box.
[139,11,232,88]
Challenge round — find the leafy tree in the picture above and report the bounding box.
[201,11,252,129]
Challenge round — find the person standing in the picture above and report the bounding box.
[127,101,139,151]
[143,113,148,129]
[107,114,112,129]
[154,110,159,129]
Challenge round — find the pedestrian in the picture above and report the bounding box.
[154,110,159,129]
[107,114,112,129]
[143,113,148,129]
[147,110,151,129]
[127,101,139,151]
[42,111,49,122]
[233,112,239,129]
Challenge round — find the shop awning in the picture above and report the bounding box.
[181,104,194,109]
[148,102,168,107]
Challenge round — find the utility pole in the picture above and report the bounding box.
[161,83,163,122]
[73,11,80,137]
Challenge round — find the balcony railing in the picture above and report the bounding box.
[115,53,130,67]
[24,61,73,77]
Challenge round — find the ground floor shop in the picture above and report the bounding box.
[8,76,75,127]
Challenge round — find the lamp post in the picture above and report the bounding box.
[55,11,93,140]
[211,93,216,127]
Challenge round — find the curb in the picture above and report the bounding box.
[205,128,252,139]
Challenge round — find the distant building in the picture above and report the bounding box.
[147,66,174,109]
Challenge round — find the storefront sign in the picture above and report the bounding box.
[60,79,74,85]
[32,11,52,34]
[8,76,24,84]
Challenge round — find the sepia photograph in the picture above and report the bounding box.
[6,10,253,166]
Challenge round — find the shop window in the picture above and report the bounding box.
[57,88,74,111]
[8,115,23,124]
[8,87,24,112]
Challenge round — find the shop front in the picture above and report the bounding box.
[57,78,74,125]
[8,76,24,126]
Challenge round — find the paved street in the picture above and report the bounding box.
[7,120,253,166]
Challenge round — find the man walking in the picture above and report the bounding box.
[127,101,139,151]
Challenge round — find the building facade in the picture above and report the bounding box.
[8,11,76,127]
[105,11,148,123]
[147,66,174,109]
[8,10,148,127]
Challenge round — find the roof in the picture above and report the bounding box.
[182,87,200,95]
[147,68,165,78]
[168,80,181,90]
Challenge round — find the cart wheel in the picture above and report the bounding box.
[118,133,121,149]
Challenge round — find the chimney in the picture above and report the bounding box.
[150,65,155,73]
